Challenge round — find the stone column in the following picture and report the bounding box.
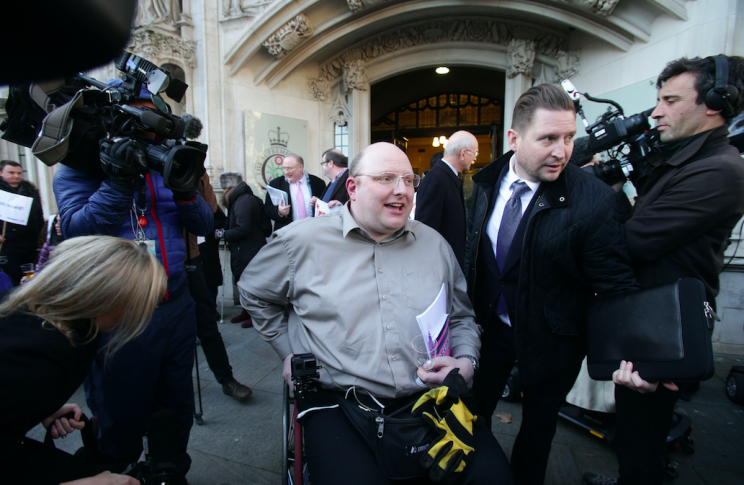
[350,88,371,154]
[503,39,535,143]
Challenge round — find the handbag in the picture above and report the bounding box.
[586,278,717,382]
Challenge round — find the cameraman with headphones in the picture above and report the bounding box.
[53,81,214,484]
[584,56,744,485]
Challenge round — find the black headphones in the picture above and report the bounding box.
[705,55,739,118]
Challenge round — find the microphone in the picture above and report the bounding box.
[118,105,168,132]
[181,113,203,140]
[143,410,180,485]
[569,136,597,167]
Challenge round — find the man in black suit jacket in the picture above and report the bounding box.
[311,148,349,209]
[415,131,478,269]
[264,154,326,232]
[464,85,638,485]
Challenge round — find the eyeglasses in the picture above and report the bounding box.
[356,172,421,188]
[282,165,300,172]
[320,160,330,166]
[466,149,479,158]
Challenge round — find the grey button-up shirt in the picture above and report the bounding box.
[238,204,481,398]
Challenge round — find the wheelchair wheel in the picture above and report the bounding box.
[282,382,290,484]
[282,382,309,485]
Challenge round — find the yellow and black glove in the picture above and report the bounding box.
[412,368,480,484]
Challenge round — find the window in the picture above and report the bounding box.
[334,124,349,157]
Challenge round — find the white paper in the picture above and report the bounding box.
[314,200,343,217]
[0,191,33,226]
[196,236,206,245]
[266,185,289,206]
[416,283,450,359]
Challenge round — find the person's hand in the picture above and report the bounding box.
[214,228,225,239]
[327,200,342,208]
[42,403,85,439]
[612,360,679,394]
[283,353,295,393]
[62,471,140,485]
[99,138,146,190]
[20,276,31,285]
[611,180,626,192]
[309,196,318,207]
[417,356,475,387]
[278,200,291,217]
[0,235,5,243]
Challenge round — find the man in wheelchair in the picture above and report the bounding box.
[238,142,513,484]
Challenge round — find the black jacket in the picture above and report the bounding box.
[225,182,267,280]
[264,174,326,232]
[619,125,744,304]
[0,180,44,252]
[465,152,638,384]
[415,160,466,269]
[320,170,350,205]
[198,207,227,288]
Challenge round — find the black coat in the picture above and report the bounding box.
[415,160,466,269]
[0,306,101,482]
[619,125,744,304]
[225,182,267,281]
[465,152,638,384]
[320,170,350,205]
[264,174,326,232]
[0,179,44,251]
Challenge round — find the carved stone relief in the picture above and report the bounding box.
[328,86,351,126]
[551,0,619,18]
[135,0,181,32]
[263,14,314,59]
[553,50,581,82]
[343,60,369,92]
[347,0,392,13]
[128,29,198,69]
[222,0,274,21]
[308,77,331,102]
[506,39,535,79]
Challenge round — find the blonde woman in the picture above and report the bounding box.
[0,236,166,485]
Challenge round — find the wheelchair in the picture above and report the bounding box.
[281,353,319,485]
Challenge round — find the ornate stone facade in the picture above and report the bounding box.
[221,0,274,21]
[343,60,369,92]
[135,0,182,31]
[551,0,620,18]
[263,14,314,59]
[128,29,198,68]
[309,17,569,98]
[506,39,535,79]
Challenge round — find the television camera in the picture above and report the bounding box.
[0,50,206,192]
[561,80,660,186]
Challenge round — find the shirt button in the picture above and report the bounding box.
[391,355,397,361]
[382,295,388,300]
[378,268,383,273]
[387,325,392,330]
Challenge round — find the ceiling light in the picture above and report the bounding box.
[435,67,449,74]
[432,137,440,147]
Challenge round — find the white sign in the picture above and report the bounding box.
[0,191,33,226]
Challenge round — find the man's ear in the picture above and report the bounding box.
[507,128,520,153]
[346,176,358,201]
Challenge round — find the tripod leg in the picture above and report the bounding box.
[194,344,204,425]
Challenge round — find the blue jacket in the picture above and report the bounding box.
[53,165,213,294]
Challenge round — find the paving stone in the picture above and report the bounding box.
[186,448,279,485]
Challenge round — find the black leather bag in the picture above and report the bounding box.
[586,278,716,382]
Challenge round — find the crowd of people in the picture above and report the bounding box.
[1,54,743,485]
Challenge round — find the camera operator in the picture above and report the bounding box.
[52,81,214,483]
[583,56,744,485]
[0,236,166,485]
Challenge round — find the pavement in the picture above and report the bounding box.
[29,303,744,485]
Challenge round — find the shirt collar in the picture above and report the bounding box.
[441,159,459,176]
[507,155,540,193]
[332,167,348,183]
[341,203,416,242]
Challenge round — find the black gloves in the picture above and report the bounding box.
[412,368,481,484]
[99,138,147,191]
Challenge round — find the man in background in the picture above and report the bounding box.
[312,148,349,208]
[0,160,44,285]
[264,154,325,232]
[416,130,478,269]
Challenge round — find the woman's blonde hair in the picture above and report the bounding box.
[0,235,167,355]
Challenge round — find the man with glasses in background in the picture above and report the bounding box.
[415,130,478,270]
[264,154,326,233]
